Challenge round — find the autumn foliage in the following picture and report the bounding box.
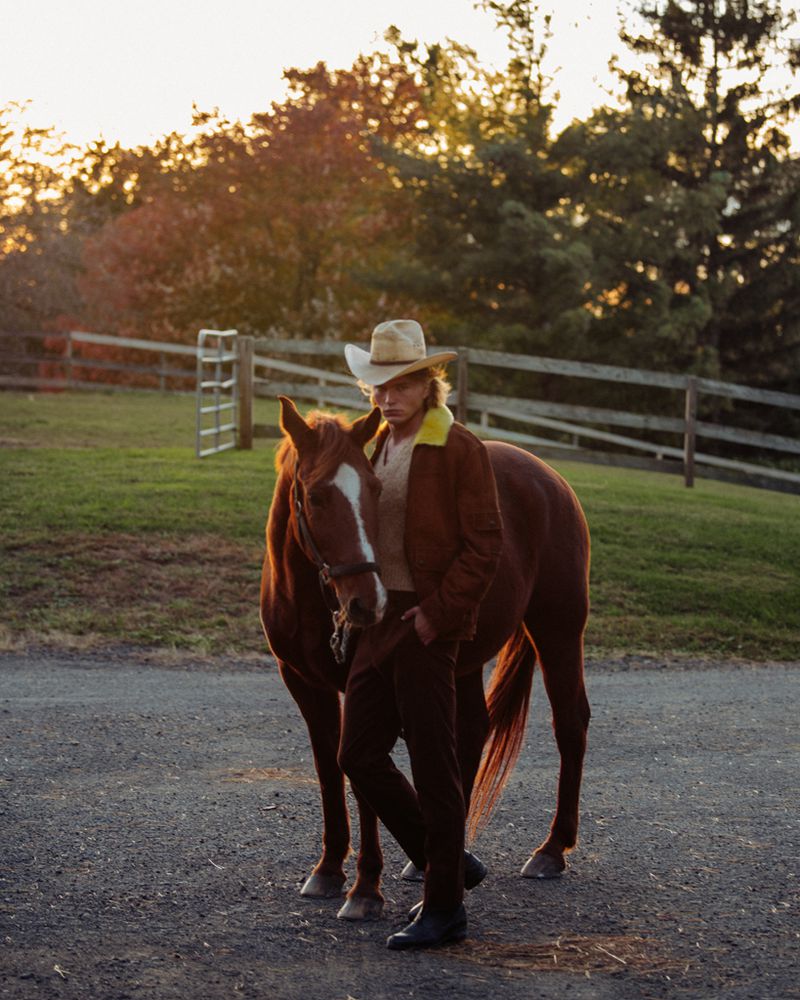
[2,4,800,402]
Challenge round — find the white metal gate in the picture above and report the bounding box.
[195,329,238,457]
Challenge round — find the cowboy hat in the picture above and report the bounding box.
[344,320,457,386]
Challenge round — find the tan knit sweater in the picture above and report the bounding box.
[375,434,415,592]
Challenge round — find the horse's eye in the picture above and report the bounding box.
[307,489,325,508]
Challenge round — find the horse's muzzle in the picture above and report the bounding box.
[346,596,379,628]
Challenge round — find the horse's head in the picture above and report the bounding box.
[278,395,387,629]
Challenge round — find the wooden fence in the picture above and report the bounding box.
[0,329,197,392]
[244,336,800,494]
[2,329,799,494]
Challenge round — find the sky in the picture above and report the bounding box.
[1,0,628,149]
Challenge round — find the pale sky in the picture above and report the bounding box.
[1,0,627,148]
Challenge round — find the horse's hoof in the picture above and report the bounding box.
[300,872,346,898]
[400,861,425,882]
[337,896,384,921]
[521,852,566,879]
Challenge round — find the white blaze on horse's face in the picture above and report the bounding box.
[331,462,387,619]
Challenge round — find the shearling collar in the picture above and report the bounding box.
[414,405,454,447]
[372,405,454,459]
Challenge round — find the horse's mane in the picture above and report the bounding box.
[275,410,360,485]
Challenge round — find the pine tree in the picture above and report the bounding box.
[371,9,593,369]
[565,0,800,393]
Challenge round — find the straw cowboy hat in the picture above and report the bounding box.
[344,320,457,387]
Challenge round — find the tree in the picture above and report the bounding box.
[76,59,425,346]
[77,121,254,342]
[368,9,594,383]
[561,0,800,394]
[0,105,83,333]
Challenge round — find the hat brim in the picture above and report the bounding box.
[344,344,457,386]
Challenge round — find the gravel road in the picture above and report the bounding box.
[1,652,798,1000]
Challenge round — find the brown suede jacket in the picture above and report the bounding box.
[371,405,503,641]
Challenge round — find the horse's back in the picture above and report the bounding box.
[488,441,590,570]
[459,441,590,669]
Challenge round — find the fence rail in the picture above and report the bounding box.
[245,338,800,494]
[2,329,798,493]
[0,330,196,394]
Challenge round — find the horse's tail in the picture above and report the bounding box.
[468,625,536,839]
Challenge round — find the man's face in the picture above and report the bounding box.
[373,374,428,432]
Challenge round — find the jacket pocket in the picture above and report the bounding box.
[470,510,502,532]
[411,544,458,572]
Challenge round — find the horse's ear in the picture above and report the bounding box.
[351,406,382,448]
[279,396,315,453]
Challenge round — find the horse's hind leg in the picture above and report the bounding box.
[522,623,590,879]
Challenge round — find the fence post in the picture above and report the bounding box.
[237,335,255,450]
[683,375,698,488]
[65,332,73,388]
[456,349,469,425]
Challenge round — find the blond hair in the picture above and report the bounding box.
[358,365,452,410]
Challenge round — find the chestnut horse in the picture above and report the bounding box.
[261,397,590,920]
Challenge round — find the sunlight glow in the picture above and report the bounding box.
[1,0,625,149]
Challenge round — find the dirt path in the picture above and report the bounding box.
[1,652,798,999]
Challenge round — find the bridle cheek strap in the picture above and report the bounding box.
[292,466,381,595]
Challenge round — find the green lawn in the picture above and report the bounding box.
[1,390,798,660]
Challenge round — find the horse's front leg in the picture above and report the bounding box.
[337,783,384,921]
[278,662,350,898]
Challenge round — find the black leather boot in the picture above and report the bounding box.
[386,904,467,950]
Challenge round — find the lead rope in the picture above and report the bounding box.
[329,608,352,665]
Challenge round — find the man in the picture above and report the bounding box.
[337,319,503,949]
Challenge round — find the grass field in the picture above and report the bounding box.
[1,390,798,660]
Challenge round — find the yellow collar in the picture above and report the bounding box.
[374,406,453,457]
[413,405,454,447]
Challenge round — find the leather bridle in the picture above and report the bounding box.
[292,462,381,609]
[292,463,381,665]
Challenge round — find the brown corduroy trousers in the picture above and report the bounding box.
[338,592,468,911]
